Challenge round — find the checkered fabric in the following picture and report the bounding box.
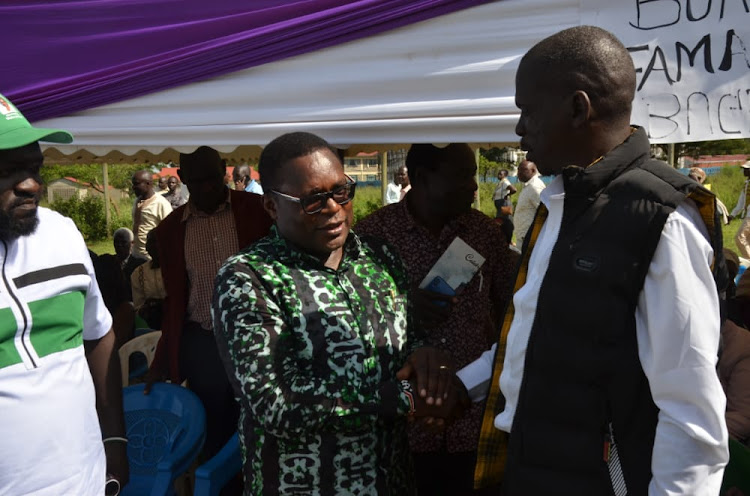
[473,204,549,489]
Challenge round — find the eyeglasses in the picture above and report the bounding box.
[271,177,357,214]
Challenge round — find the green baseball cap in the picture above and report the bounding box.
[0,93,73,150]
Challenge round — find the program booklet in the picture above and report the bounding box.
[419,237,485,294]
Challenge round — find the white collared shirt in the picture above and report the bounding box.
[513,173,546,245]
[385,182,402,204]
[457,175,728,495]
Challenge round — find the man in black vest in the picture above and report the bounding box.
[454,26,729,495]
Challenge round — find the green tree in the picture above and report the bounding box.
[41,163,148,191]
[481,146,509,163]
[479,148,515,181]
[478,155,498,182]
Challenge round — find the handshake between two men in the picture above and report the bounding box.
[397,346,471,428]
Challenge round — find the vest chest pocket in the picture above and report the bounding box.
[540,242,643,344]
[566,241,643,296]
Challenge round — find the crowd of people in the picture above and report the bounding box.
[1,24,748,496]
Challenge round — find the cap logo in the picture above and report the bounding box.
[0,97,22,121]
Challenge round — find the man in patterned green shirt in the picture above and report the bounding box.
[212,132,463,495]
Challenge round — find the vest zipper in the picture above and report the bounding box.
[0,240,37,368]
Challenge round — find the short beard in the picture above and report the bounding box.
[0,208,39,242]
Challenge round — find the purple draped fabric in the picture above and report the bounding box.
[2,0,495,122]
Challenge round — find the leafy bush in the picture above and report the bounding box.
[352,186,383,224]
[110,198,134,233]
[50,195,108,241]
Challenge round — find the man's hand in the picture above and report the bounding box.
[397,346,454,406]
[410,375,471,431]
[412,287,458,326]
[84,330,130,490]
[142,367,166,395]
[104,441,129,489]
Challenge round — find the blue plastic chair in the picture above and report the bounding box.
[735,264,747,286]
[128,329,160,381]
[193,432,242,496]
[120,383,206,496]
[134,327,158,337]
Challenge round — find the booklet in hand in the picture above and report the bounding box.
[419,237,486,299]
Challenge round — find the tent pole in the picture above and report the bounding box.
[668,143,675,168]
[381,152,388,205]
[102,163,111,235]
[474,148,481,210]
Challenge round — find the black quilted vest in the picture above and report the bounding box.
[504,129,724,496]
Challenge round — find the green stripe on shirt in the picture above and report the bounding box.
[0,307,22,369]
[28,291,85,359]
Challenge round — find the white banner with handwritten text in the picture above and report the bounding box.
[583,0,750,143]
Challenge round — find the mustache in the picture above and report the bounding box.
[11,194,39,208]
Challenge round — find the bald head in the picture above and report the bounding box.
[515,26,637,175]
[133,170,151,182]
[517,160,538,183]
[131,170,154,200]
[522,26,636,125]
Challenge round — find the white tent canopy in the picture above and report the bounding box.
[37,0,749,157]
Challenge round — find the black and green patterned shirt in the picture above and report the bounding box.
[212,227,419,495]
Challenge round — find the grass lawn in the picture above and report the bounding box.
[88,238,115,255]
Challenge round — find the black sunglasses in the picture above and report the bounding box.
[271,176,357,214]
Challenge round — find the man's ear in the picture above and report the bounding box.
[263,193,278,221]
[570,90,593,128]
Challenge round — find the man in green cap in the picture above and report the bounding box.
[0,94,129,495]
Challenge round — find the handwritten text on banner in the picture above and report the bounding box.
[582,0,750,143]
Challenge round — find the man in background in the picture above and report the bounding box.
[157,175,169,195]
[385,165,409,204]
[131,170,171,259]
[232,164,263,195]
[163,175,186,209]
[512,160,545,246]
[397,165,411,200]
[357,143,516,495]
[730,162,750,258]
[93,227,146,346]
[147,146,272,463]
[493,169,516,243]
[113,227,148,290]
